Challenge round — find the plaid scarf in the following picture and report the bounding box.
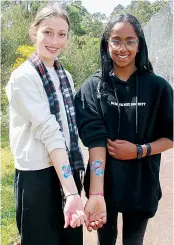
[29,52,84,197]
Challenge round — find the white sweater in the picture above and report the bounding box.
[6,60,75,171]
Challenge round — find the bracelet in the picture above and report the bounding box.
[145,143,151,156]
[65,193,79,199]
[89,192,104,197]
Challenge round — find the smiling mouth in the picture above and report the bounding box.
[117,55,129,59]
[46,46,58,53]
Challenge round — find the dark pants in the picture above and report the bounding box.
[98,206,148,245]
[14,167,83,245]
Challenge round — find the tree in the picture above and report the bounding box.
[1,4,32,114]
[108,1,168,26]
[1,0,167,116]
[125,1,152,25]
[125,0,168,26]
[2,4,31,65]
[110,4,126,20]
[66,1,87,36]
[151,0,167,15]
[60,35,100,88]
[81,13,105,38]
[92,12,107,22]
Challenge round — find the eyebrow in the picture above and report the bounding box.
[111,36,137,39]
[43,27,67,32]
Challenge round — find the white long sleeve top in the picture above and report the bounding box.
[5,60,75,170]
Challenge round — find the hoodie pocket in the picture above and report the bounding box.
[134,154,162,212]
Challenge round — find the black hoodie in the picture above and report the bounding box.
[75,70,173,218]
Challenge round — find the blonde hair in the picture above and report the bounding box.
[29,4,70,42]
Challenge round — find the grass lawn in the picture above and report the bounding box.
[1,128,19,245]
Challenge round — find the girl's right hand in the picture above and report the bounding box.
[84,195,107,231]
[63,194,86,228]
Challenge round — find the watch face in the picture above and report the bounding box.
[137,145,143,159]
[137,146,141,154]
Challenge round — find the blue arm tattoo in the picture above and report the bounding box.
[90,160,104,176]
[62,162,72,178]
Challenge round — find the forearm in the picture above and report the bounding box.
[89,147,106,193]
[142,137,173,157]
[50,149,78,196]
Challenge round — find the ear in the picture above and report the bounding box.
[29,27,37,43]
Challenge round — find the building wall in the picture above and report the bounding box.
[144,3,173,85]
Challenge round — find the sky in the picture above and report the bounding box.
[81,0,156,17]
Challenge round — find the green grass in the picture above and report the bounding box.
[1,129,19,245]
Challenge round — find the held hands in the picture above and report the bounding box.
[64,194,107,232]
[84,195,107,232]
[64,194,86,228]
[107,139,137,160]
[63,138,137,231]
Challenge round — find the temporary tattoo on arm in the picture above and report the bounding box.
[90,160,104,176]
[62,162,72,178]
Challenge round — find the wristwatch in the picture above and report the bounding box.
[136,144,143,159]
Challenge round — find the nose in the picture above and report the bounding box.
[118,42,128,52]
[50,35,59,45]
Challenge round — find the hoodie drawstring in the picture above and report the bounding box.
[113,86,121,132]
[135,76,138,134]
[81,74,139,135]
[112,75,139,134]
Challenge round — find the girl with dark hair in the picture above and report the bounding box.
[75,14,173,245]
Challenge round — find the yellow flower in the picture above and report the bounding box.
[13,45,35,69]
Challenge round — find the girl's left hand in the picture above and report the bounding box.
[107,139,137,160]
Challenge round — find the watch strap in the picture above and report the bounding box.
[145,143,151,156]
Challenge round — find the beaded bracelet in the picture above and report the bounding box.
[89,192,104,197]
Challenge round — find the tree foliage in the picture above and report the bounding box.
[61,36,100,88]
[1,0,168,115]
[110,0,168,25]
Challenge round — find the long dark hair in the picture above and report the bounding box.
[100,14,153,84]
